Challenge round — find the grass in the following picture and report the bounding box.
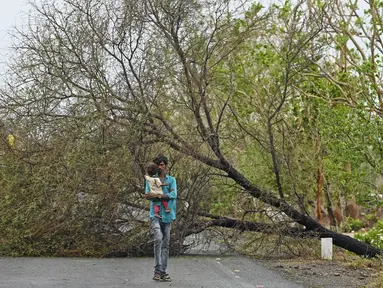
[367,270,383,288]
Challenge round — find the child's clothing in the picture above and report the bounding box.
[145,175,169,215]
[145,175,163,195]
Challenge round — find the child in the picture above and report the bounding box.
[145,163,171,218]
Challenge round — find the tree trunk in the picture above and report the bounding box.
[121,199,382,258]
[221,162,383,258]
[315,135,323,223]
[316,162,323,223]
[324,182,337,227]
[190,218,381,257]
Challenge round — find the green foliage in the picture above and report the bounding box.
[2,0,383,257]
[343,219,365,232]
[355,221,383,250]
[0,120,139,256]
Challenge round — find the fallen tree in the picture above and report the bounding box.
[122,202,382,258]
[125,0,382,258]
[3,0,382,259]
[189,216,382,258]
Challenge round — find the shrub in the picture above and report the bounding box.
[341,218,365,232]
[355,221,383,250]
[349,219,365,231]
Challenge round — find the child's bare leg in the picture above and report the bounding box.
[162,201,171,213]
[154,204,162,218]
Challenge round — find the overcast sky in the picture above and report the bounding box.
[0,0,32,72]
[0,0,272,71]
[0,0,26,48]
[0,0,369,73]
[0,1,28,38]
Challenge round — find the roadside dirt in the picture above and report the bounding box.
[264,259,375,288]
[193,231,382,287]
[259,248,383,288]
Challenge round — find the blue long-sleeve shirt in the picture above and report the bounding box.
[145,174,177,223]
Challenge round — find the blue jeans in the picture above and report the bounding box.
[150,218,171,274]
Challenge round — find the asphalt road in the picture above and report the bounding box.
[0,256,304,288]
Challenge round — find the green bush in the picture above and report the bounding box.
[349,219,365,231]
[341,218,365,232]
[365,213,377,222]
[355,221,383,250]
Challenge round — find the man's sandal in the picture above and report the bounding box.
[153,272,161,281]
[161,273,171,282]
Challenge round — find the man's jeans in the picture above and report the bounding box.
[150,218,171,274]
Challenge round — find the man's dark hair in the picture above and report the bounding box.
[153,154,168,165]
[147,163,159,176]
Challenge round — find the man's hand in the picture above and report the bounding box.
[143,193,160,200]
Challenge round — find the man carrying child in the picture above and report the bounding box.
[143,155,177,282]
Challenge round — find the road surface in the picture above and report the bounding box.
[0,255,305,288]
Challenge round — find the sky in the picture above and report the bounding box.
[0,0,270,55]
[0,0,31,72]
[0,0,370,73]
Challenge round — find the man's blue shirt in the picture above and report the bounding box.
[145,174,177,223]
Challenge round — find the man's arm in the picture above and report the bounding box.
[166,177,177,200]
[144,193,163,199]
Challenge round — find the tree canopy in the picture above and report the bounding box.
[1,0,383,257]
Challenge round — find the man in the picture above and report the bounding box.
[144,155,177,282]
